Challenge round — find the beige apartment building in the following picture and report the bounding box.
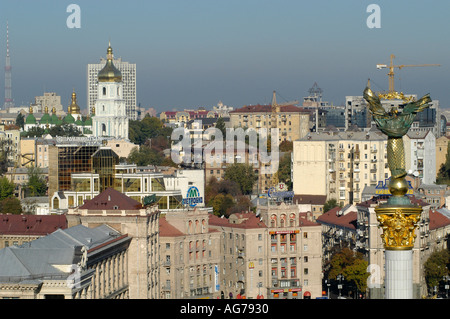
[66,188,161,299]
[229,104,310,143]
[436,135,449,174]
[204,142,276,193]
[20,136,54,168]
[159,207,222,299]
[208,203,323,299]
[258,203,322,299]
[293,130,389,205]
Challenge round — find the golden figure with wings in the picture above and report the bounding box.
[363,87,431,179]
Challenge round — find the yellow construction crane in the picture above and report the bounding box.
[376,54,440,93]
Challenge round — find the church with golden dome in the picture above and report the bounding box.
[22,42,128,139]
[23,89,93,135]
[92,42,129,139]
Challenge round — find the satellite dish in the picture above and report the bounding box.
[413,171,419,177]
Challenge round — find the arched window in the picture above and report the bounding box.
[102,87,106,96]
[270,214,277,227]
[53,197,59,209]
[101,123,106,135]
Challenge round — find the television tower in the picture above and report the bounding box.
[3,22,14,109]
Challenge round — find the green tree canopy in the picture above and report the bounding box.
[323,198,341,213]
[0,197,23,215]
[215,117,226,137]
[26,167,47,197]
[0,177,15,201]
[328,247,369,295]
[424,248,449,292]
[15,113,25,130]
[223,163,257,195]
[129,114,173,145]
[277,153,292,189]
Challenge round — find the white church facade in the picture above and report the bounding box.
[92,43,129,139]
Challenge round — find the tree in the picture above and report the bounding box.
[0,177,15,200]
[328,247,369,297]
[277,153,292,189]
[0,197,23,215]
[323,199,341,213]
[22,126,45,138]
[424,248,449,293]
[129,114,172,146]
[127,145,162,166]
[15,113,25,130]
[48,123,83,137]
[224,163,257,195]
[26,167,47,197]
[215,117,226,137]
[279,140,293,152]
[209,193,234,217]
[0,140,13,175]
[437,142,450,185]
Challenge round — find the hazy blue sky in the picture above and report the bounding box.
[0,0,449,113]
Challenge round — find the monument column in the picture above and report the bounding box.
[363,86,431,299]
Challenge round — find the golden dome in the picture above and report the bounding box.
[68,90,81,115]
[98,42,122,83]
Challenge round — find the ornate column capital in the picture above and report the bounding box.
[375,206,422,250]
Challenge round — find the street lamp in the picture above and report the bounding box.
[337,274,344,298]
[324,279,331,299]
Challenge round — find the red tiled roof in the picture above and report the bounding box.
[159,216,185,237]
[209,212,267,229]
[79,188,143,210]
[0,214,67,236]
[429,210,450,230]
[230,104,307,114]
[293,195,327,205]
[317,207,357,230]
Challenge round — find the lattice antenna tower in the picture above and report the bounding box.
[308,82,323,101]
[4,22,14,109]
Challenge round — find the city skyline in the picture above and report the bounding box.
[0,0,449,113]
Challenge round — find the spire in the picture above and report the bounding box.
[98,41,122,82]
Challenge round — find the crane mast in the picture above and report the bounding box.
[376,54,440,94]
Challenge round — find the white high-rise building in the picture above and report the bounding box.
[92,43,129,139]
[87,47,137,120]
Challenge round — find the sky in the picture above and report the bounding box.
[0,0,449,113]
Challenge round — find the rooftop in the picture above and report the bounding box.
[0,214,67,236]
[230,104,307,114]
[79,188,143,210]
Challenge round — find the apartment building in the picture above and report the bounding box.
[203,141,276,193]
[293,130,389,205]
[404,130,436,184]
[209,212,267,299]
[229,104,310,143]
[435,135,449,174]
[159,207,221,299]
[258,203,322,299]
[66,188,160,299]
